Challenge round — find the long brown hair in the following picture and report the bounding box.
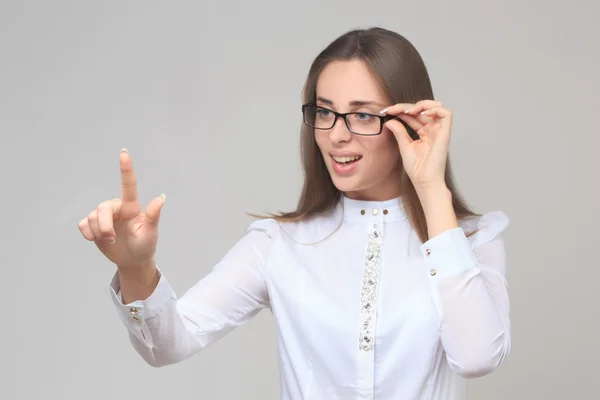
[254,27,479,243]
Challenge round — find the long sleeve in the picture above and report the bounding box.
[109,219,278,367]
[420,211,511,379]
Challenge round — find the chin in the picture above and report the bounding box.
[330,175,365,194]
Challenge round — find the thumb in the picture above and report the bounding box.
[145,193,166,227]
[385,119,413,155]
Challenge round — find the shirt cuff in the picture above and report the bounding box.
[109,267,176,347]
[420,227,478,281]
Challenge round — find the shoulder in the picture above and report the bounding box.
[246,218,281,239]
[246,204,343,245]
[459,210,510,249]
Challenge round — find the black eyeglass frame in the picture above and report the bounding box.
[301,103,413,137]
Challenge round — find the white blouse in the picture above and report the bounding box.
[110,196,511,400]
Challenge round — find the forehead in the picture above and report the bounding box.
[316,59,388,106]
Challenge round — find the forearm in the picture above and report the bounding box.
[110,268,204,367]
[436,270,510,378]
[117,259,160,304]
[420,230,510,377]
[415,188,511,377]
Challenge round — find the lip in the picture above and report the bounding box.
[329,151,363,157]
[329,154,362,175]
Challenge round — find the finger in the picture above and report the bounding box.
[78,217,95,241]
[120,149,138,204]
[87,210,102,240]
[145,193,166,228]
[384,119,414,152]
[404,100,443,115]
[380,103,415,116]
[420,107,453,135]
[393,114,426,132]
[97,199,121,240]
[420,106,452,119]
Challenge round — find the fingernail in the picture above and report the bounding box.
[121,148,128,153]
[107,237,116,244]
[404,108,412,114]
[379,108,388,114]
[420,111,426,115]
[160,193,166,200]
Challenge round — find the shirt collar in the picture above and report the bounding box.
[276,195,407,245]
[342,195,407,223]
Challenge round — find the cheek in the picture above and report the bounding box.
[363,133,400,168]
[314,132,329,154]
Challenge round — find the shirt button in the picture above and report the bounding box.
[372,208,379,215]
[130,307,138,314]
[425,248,431,256]
[360,209,365,215]
[132,316,141,323]
[383,209,388,215]
[430,269,437,276]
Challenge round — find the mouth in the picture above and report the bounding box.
[331,155,363,166]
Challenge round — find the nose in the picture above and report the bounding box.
[328,116,352,143]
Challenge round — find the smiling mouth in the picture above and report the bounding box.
[332,155,362,165]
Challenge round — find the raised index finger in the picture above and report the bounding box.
[119,149,138,203]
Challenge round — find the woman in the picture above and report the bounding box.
[78,27,510,400]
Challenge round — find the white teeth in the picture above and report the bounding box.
[333,155,361,163]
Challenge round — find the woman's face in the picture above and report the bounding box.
[314,59,404,201]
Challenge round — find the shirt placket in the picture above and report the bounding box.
[355,208,385,399]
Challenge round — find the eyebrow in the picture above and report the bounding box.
[316,96,386,108]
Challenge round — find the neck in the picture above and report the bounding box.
[343,184,402,202]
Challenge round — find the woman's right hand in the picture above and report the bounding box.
[78,149,166,270]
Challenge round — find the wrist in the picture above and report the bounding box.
[117,258,157,281]
[416,185,459,239]
[117,260,159,304]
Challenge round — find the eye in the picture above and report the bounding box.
[356,113,373,121]
[350,112,376,123]
[316,109,333,118]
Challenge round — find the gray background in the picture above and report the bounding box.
[1,0,598,399]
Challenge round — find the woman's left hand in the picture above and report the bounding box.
[381,100,452,192]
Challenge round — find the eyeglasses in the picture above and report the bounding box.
[302,104,397,136]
